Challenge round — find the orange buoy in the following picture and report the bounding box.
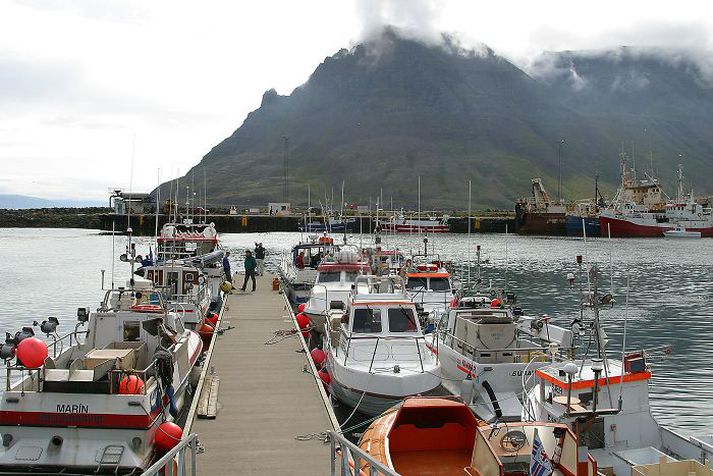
[199,321,215,337]
[119,375,145,394]
[490,298,501,308]
[297,303,307,313]
[154,421,183,453]
[318,369,331,385]
[272,277,280,291]
[310,348,326,367]
[16,337,48,368]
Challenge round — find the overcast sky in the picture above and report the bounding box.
[1,0,712,201]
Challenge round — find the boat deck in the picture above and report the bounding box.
[192,273,336,474]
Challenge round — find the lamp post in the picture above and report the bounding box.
[558,139,565,203]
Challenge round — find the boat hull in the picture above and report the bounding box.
[565,215,600,237]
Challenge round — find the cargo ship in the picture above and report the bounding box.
[515,178,567,235]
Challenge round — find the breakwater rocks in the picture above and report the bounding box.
[0,207,108,229]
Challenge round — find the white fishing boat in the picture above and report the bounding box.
[378,213,450,233]
[0,279,203,474]
[522,263,713,476]
[278,235,341,304]
[139,261,213,330]
[303,248,370,334]
[427,295,575,421]
[663,226,701,238]
[323,275,441,416]
[156,221,226,304]
[403,254,455,326]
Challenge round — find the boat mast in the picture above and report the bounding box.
[467,180,472,289]
[155,168,161,250]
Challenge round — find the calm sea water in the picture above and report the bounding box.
[0,228,711,435]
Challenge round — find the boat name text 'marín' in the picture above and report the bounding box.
[56,404,89,413]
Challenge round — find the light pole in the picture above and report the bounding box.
[557,138,565,203]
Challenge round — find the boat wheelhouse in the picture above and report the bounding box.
[403,256,455,325]
[303,252,370,334]
[279,237,341,304]
[323,276,441,416]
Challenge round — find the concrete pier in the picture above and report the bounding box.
[191,273,336,475]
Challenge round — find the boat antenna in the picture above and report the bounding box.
[155,168,161,242]
[341,180,346,244]
[111,220,116,289]
[307,183,311,233]
[618,271,631,410]
[608,223,614,294]
[203,166,207,224]
[504,223,509,290]
[418,175,421,237]
[467,180,472,289]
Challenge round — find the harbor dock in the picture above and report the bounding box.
[190,273,337,475]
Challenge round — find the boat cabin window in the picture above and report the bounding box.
[406,277,428,290]
[429,277,451,292]
[344,271,359,282]
[123,321,141,341]
[319,271,342,283]
[352,308,382,333]
[388,308,418,332]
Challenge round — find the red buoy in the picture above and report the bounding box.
[450,297,458,309]
[310,348,326,367]
[297,303,306,313]
[490,298,501,309]
[205,312,219,326]
[295,313,310,330]
[119,375,145,394]
[154,421,183,453]
[16,337,48,368]
[318,369,331,385]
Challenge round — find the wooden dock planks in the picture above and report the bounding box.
[191,273,334,475]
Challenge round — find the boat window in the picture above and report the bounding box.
[388,308,418,332]
[352,308,382,333]
[406,277,427,290]
[123,321,141,341]
[429,278,451,292]
[318,271,341,283]
[344,271,359,282]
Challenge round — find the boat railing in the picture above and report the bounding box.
[338,330,427,374]
[329,430,399,476]
[438,330,555,364]
[4,328,89,391]
[108,360,157,395]
[140,432,200,476]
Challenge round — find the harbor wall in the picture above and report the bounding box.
[0,209,517,235]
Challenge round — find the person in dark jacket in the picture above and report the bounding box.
[222,251,232,283]
[254,243,266,276]
[241,250,257,292]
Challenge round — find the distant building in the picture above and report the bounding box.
[109,189,154,215]
[268,202,291,216]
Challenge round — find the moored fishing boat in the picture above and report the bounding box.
[663,226,701,238]
[323,275,440,416]
[378,213,450,233]
[0,279,203,474]
[303,248,370,334]
[403,254,455,327]
[279,235,341,304]
[427,296,575,421]
[358,396,598,476]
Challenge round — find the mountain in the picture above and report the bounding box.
[0,194,107,209]
[156,30,713,209]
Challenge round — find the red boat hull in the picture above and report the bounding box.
[599,215,713,237]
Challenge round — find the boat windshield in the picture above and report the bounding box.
[388,308,418,332]
[406,277,428,290]
[318,271,342,283]
[429,277,451,292]
[352,308,382,333]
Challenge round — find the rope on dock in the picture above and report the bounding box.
[264,326,315,345]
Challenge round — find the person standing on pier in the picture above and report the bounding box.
[254,243,266,276]
[241,250,257,292]
[223,251,232,283]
